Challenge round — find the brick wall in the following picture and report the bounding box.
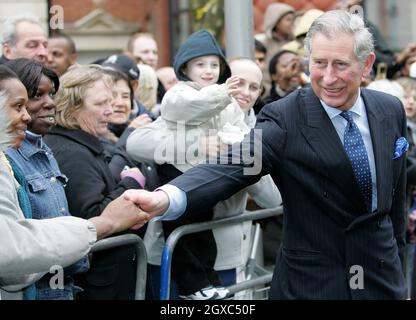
[50,0,171,67]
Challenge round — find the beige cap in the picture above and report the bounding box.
[294,9,324,38]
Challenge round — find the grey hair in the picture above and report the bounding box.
[0,90,12,151]
[2,12,42,47]
[304,10,374,65]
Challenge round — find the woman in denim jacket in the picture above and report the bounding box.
[5,59,89,300]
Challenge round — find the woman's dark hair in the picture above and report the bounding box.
[102,67,134,107]
[268,50,298,77]
[255,39,267,54]
[0,65,19,88]
[4,58,60,98]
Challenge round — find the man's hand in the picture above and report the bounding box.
[123,189,170,220]
[90,193,150,239]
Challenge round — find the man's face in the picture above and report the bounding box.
[4,21,48,64]
[309,32,375,111]
[133,36,158,69]
[47,37,76,77]
[230,61,262,112]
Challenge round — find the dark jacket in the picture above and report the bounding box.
[44,126,141,219]
[102,125,160,191]
[0,55,9,65]
[170,87,407,299]
[263,85,286,105]
[173,29,231,83]
[44,126,141,299]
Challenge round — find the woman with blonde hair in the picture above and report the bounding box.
[135,63,160,116]
[44,64,145,300]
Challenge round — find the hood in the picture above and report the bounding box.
[173,29,231,84]
[263,3,295,40]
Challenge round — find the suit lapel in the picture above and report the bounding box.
[361,89,392,214]
[299,88,367,214]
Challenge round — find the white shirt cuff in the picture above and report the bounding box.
[153,184,187,221]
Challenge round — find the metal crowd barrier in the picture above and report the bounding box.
[160,206,283,300]
[91,234,147,300]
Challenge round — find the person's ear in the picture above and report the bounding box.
[131,80,138,91]
[3,43,14,59]
[69,53,77,65]
[363,52,376,76]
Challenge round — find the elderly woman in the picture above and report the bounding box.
[44,65,144,300]
[4,59,89,300]
[100,68,154,189]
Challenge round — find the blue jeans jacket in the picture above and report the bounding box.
[6,132,89,300]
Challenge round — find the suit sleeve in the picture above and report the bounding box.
[390,101,408,268]
[170,103,287,218]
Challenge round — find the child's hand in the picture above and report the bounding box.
[226,75,241,98]
[128,114,152,129]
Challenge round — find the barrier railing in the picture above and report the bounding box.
[91,234,147,300]
[160,206,283,300]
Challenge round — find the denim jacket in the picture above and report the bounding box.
[5,131,89,300]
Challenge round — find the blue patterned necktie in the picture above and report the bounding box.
[340,111,372,212]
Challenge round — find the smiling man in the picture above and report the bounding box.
[123,10,408,300]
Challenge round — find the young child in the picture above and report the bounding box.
[160,31,244,169]
[128,31,280,300]
[159,29,242,300]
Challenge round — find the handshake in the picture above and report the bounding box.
[91,189,169,240]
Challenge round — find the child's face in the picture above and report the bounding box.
[184,55,220,87]
[230,61,262,112]
[404,89,416,119]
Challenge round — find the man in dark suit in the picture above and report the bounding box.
[126,10,408,299]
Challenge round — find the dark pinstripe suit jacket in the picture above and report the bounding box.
[170,87,407,299]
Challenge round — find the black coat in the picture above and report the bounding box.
[0,55,9,65]
[44,126,142,299]
[44,126,141,219]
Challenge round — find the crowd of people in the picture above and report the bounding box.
[1,0,416,301]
